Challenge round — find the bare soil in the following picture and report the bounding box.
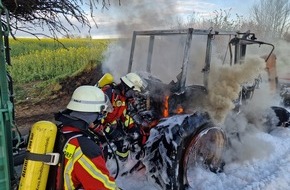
[15,64,103,134]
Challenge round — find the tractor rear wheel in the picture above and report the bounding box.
[143,113,227,190]
[180,124,226,188]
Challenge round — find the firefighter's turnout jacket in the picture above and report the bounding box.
[101,84,143,160]
[102,84,134,129]
[55,112,117,190]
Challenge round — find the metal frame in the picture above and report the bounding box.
[127,28,274,92]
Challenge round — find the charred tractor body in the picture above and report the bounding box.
[113,28,286,190]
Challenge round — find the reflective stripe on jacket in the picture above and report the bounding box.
[61,127,117,190]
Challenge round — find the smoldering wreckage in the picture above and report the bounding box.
[1,26,290,190]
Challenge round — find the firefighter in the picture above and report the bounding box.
[54,85,119,190]
[99,72,148,161]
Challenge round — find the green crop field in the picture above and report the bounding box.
[8,38,111,102]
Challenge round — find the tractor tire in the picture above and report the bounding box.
[143,112,227,190]
[180,123,226,189]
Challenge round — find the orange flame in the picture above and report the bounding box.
[175,104,183,114]
[163,96,184,117]
[163,95,169,117]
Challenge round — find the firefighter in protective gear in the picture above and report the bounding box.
[99,72,148,161]
[120,72,146,92]
[54,85,119,190]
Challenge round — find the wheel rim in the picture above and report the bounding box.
[182,127,226,187]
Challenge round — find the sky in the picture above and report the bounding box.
[87,0,254,38]
[84,0,254,38]
[14,0,255,38]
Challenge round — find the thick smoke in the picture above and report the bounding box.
[101,0,185,82]
[222,109,275,163]
[113,1,176,36]
[212,57,281,163]
[218,39,290,164]
[103,0,176,82]
[206,56,267,123]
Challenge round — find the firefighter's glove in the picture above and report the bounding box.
[104,124,125,141]
[104,123,117,134]
[89,124,105,135]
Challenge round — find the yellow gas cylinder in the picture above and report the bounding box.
[97,73,114,88]
[19,121,58,190]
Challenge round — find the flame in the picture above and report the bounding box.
[163,95,169,117]
[163,96,184,117]
[175,104,183,114]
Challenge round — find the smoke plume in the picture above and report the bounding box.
[101,0,178,82]
[206,56,266,123]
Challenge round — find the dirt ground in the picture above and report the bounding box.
[14,64,103,135]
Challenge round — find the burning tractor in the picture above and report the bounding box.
[101,28,277,190]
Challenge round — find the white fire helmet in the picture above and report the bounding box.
[120,72,147,92]
[67,85,113,113]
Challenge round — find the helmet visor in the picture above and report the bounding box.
[102,94,113,113]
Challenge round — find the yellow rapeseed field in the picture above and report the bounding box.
[8,38,111,102]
